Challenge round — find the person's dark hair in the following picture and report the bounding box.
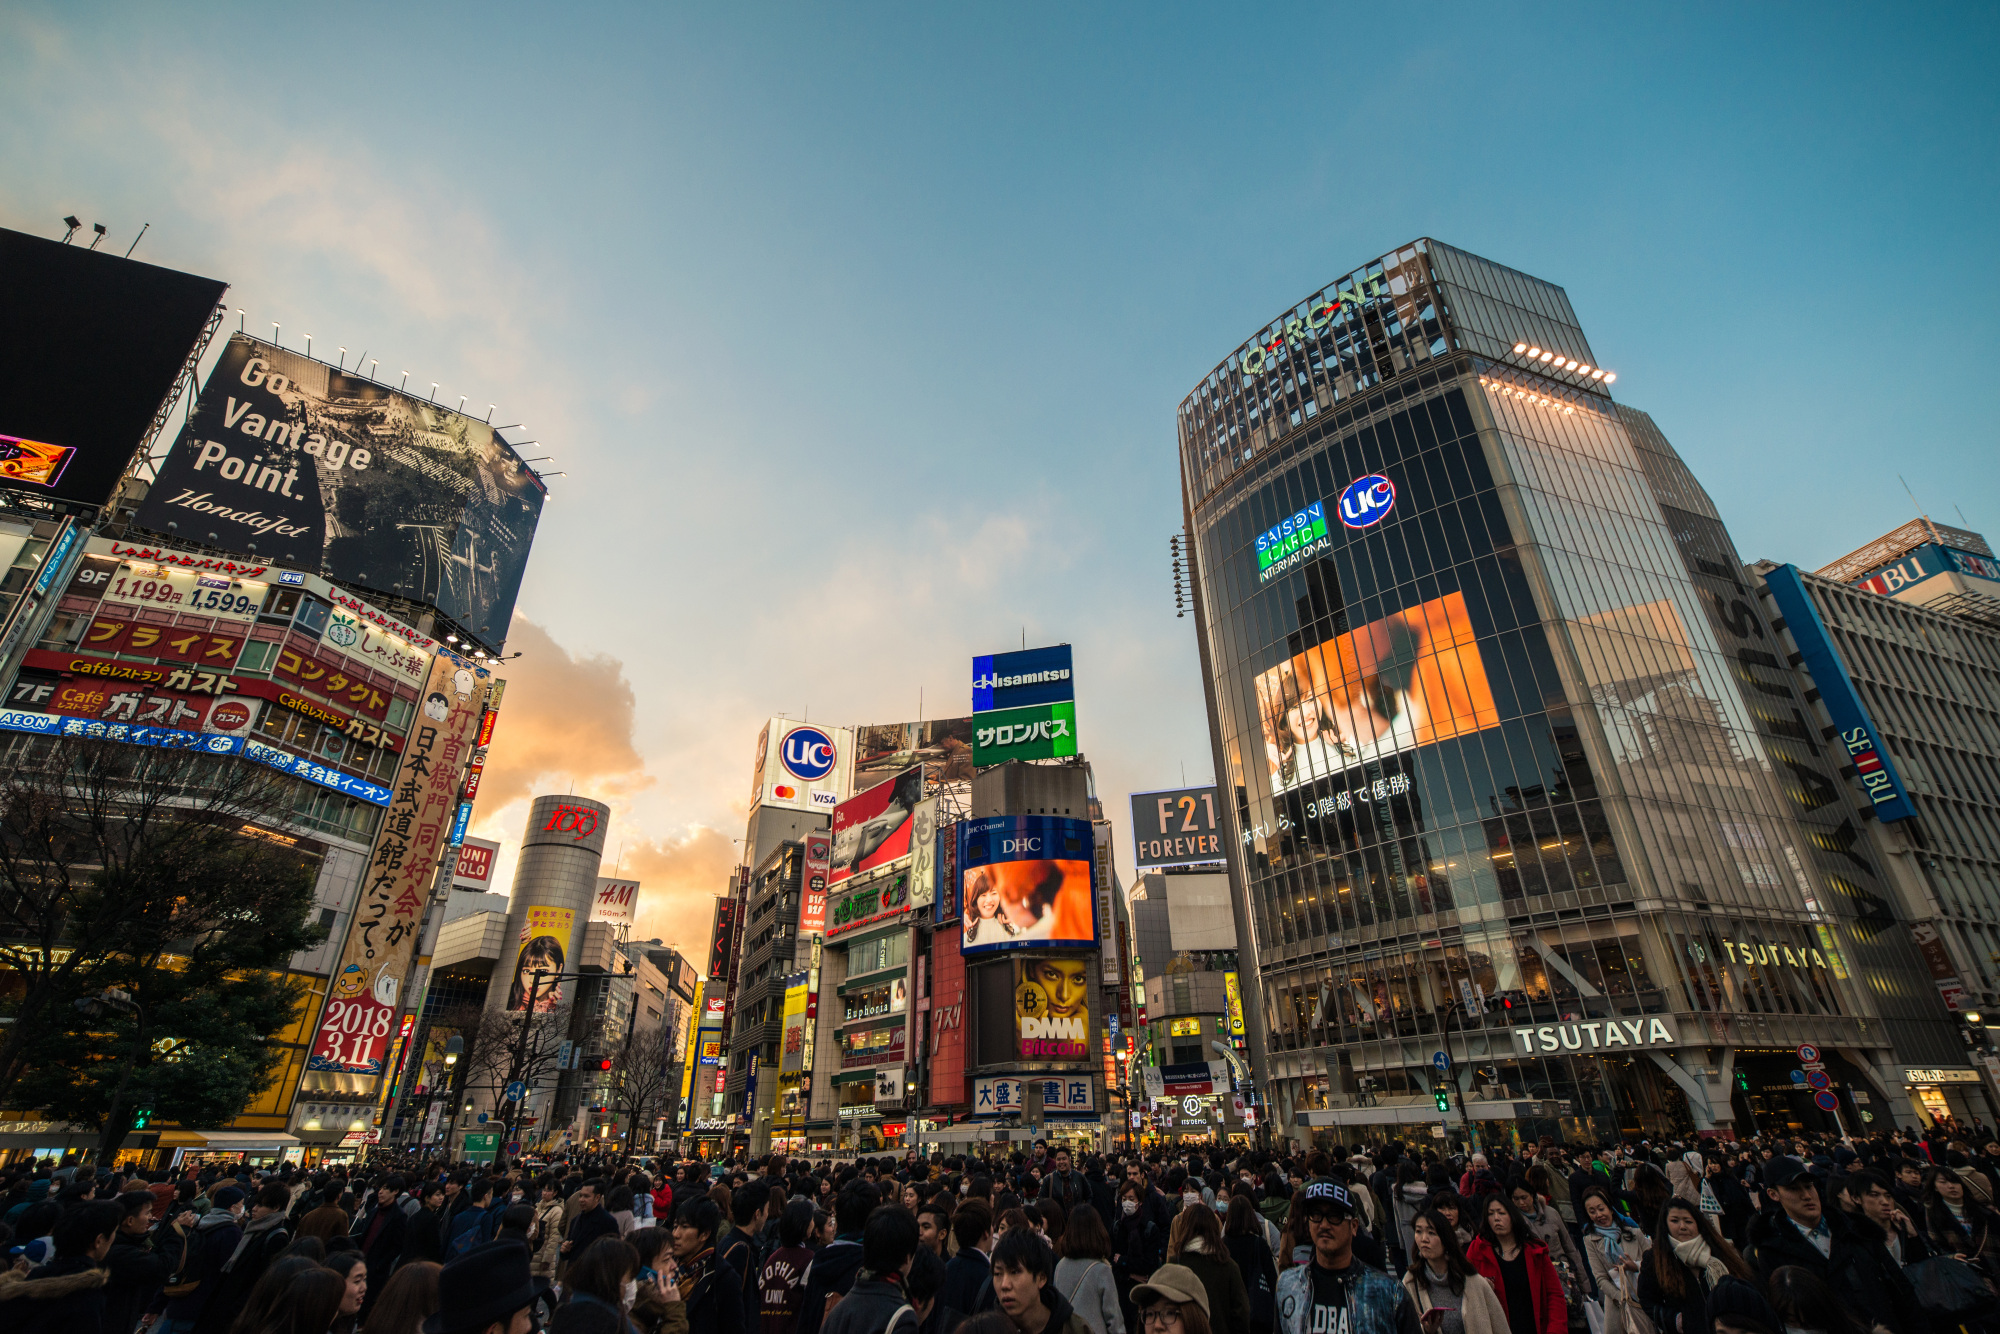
[324,1247,366,1279]
[1630,1164,1672,1233]
[1474,1192,1534,1250]
[779,1197,816,1248]
[284,1235,327,1261]
[365,1259,440,1334]
[118,1188,156,1220]
[957,1315,1018,1334]
[1168,1197,1223,1259]
[606,1185,634,1213]
[1766,1266,1868,1334]
[835,1180,881,1236]
[906,1244,946,1305]
[1648,1198,1753,1299]
[566,1236,641,1306]
[1841,1168,1894,1204]
[228,1255,322,1334]
[989,1225,1054,1281]
[51,1200,121,1258]
[551,1302,626,1334]
[466,1177,494,1205]
[863,1204,920,1274]
[257,1182,291,1211]
[1426,1187,1465,1223]
[953,1200,993,1252]
[1224,1193,1263,1238]
[629,1226,670,1271]
[266,1267,347,1334]
[582,1178,608,1197]
[675,1195,722,1239]
[1406,1208,1473,1293]
[419,1180,447,1204]
[1062,1203,1111,1260]
[733,1180,772,1226]
[1577,1183,1621,1221]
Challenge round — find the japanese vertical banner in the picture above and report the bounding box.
[306,653,488,1080]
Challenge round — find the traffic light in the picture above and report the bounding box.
[597,1058,613,1071]
[1735,1070,1751,1092]
[1433,1082,1451,1113]
[131,1105,153,1130]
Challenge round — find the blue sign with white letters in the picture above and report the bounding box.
[972,645,1074,713]
[1338,473,1396,529]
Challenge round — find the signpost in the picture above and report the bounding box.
[1795,1045,1844,1133]
[505,1081,527,1102]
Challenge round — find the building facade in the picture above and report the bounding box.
[1179,239,1969,1147]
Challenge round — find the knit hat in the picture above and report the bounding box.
[212,1185,246,1209]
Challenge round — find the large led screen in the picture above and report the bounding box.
[1013,955,1090,1060]
[829,764,923,886]
[133,334,544,645]
[1253,590,1499,793]
[0,228,227,510]
[958,815,1096,955]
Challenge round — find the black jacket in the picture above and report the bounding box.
[1636,1251,1713,1334]
[938,1248,990,1323]
[1087,1173,1118,1237]
[1833,1211,1924,1334]
[1045,1169,1092,1219]
[102,1229,170,1334]
[13,1257,109,1334]
[1115,1190,1173,1278]
[800,1239,868,1334]
[684,1252,748,1334]
[717,1225,762,1327]
[193,1214,292,1334]
[1225,1232,1277,1334]
[401,1205,446,1265]
[568,1204,621,1258]
[356,1199,408,1280]
[822,1275,920,1334]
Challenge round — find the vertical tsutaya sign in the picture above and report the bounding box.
[306,652,487,1078]
[1761,564,1917,822]
[1129,785,1226,868]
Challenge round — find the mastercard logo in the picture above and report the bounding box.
[774,784,798,799]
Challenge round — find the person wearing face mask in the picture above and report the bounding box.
[562,1236,645,1334]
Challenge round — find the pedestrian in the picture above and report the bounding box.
[991,1227,1093,1334]
[424,1237,548,1334]
[250,1268,347,1334]
[1219,1195,1275,1334]
[562,1236,643,1334]
[404,1182,451,1268]
[1466,1193,1567,1334]
[1636,1200,1754,1334]
[758,1200,818,1334]
[327,1249,370,1334]
[102,1190,172,1334]
[1578,1187,1651,1334]
[1166,1204,1249,1334]
[1273,1181,1413,1334]
[1056,1204,1124,1334]
[671,1197,745,1334]
[1403,1208,1511,1334]
[365,1259,442,1334]
[195,1182,295,1334]
[3,1200,121,1334]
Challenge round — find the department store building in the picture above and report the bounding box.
[1177,239,1976,1146]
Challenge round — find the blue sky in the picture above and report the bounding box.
[4,3,1995,954]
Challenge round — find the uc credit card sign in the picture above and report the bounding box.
[973,644,1074,712]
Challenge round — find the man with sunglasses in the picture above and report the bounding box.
[1274,1181,1417,1334]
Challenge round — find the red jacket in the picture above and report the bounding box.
[1466,1236,1568,1334]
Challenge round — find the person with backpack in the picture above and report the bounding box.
[192,1182,294,1334]
[820,1205,922,1334]
[445,1179,505,1259]
[152,1184,248,1334]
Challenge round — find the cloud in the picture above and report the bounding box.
[618,828,737,966]
[476,617,651,810]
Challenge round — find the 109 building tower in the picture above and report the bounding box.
[1178,239,1969,1144]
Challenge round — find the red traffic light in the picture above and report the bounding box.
[597,1058,613,1070]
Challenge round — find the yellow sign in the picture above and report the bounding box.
[1225,971,1245,1036]
[506,905,576,1011]
[1170,1018,1203,1037]
[677,980,703,1105]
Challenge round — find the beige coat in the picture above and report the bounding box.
[1582,1226,1656,1334]
[1402,1270,1512,1334]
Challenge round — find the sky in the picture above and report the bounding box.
[4,3,1996,966]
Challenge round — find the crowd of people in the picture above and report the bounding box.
[3,1124,2000,1334]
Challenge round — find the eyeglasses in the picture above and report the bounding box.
[1306,1211,1353,1226]
[1142,1311,1185,1328]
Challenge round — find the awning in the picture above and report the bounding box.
[157,1130,302,1151]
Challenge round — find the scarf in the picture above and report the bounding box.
[1591,1224,1624,1258]
[1671,1235,1729,1286]
[676,1245,714,1300]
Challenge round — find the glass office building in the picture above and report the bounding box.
[1179,240,1967,1146]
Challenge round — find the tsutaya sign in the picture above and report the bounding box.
[1512,1016,1678,1054]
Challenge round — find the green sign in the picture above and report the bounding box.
[1256,500,1329,579]
[462,1131,502,1161]
[973,701,1078,766]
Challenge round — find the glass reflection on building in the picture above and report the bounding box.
[1180,240,1969,1147]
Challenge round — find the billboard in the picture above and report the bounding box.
[696,994,726,1065]
[1763,565,1916,822]
[591,877,639,925]
[452,837,500,890]
[0,229,228,511]
[1256,497,1332,581]
[505,905,575,1011]
[908,797,940,909]
[707,896,736,979]
[748,718,853,813]
[829,764,922,886]
[972,644,1074,712]
[132,334,544,643]
[779,972,809,1075]
[1014,955,1091,1060]
[957,815,1096,954]
[851,717,975,791]
[1130,785,1226,868]
[305,651,489,1077]
[972,701,1078,766]
[1254,590,1499,794]
[827,866,911,938]
[800,832,831,937]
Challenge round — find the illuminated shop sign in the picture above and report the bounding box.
[1256,501,1330,581]
[1338,474,1396,529]
[1511,1016,1677,1054]
[1237,273,1393,379]
[1762,565,1915,822]
[1903,1068,1981,1084]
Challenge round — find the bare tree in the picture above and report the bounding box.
[433,1000,571,1137]
[0,734,322,1129]
[610,1017,681,1154]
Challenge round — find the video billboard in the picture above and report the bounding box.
[852,716,975,790]
[1013,955,1091,1060]
[132,334,543,643]
[957,815,1096,954]
[829,764,923,886]
[1253,590,1498,794]
[1130,785,1226,868]
[748,717,853,813]
[0,228,228,512]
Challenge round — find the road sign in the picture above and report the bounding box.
[505,1081,527,1102]
[1806,1070,1832,1090]
[1432,1051,1451,1072]
[1788,1070,1807,1084]
[1797,1044,1820,1063]
[476,1111,489,1124]
[1814,1090,1840,1111]
[505,1141,521,1155]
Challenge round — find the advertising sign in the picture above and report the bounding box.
[973,1075,1094,1116]
[1911,920,1968,1011]
[1154,1060,1231,1096]
[852,717,975,791]
[505,906,576,1012]
[908,797,939,909]
[696,994,726,1066]
[1257,499,1332,582]
[591,877,639,926]
[707,897,736,979]
[1854,543,2000,599]
[973,645,1075,713]
[1224,971,1246,1037]
[780,973,809,1075]
[453,837,500,890]
[874,1063,906,1106]
[133,334,544,642]
[1254,590,1499,794]
[1093,819,1118,984]
[801,833,831,937]
[1762,564,1917,822]
[957,815,1096,954]
[306,652,488,1078]
[748,718,853,813]
[1014,956,1091,1060]
[830,765,922,886]
[827,866,910,937]
[0,227,228,511]
[1130,785,1226,868]
[972,701,1079,766]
